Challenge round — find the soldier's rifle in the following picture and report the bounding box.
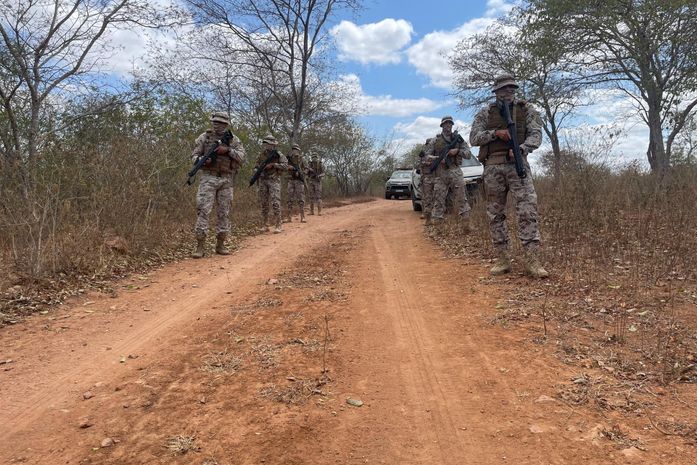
[288,160,306,183]
[499,102,527,179]
[249,150,280,186]
[186,129,234,185]
[429,131,465,174]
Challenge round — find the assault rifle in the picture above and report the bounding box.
[429,131,465,174]
[499,102,527,179]
[249,150,280,186]
[288,160,306,183]
[186,129,234,185]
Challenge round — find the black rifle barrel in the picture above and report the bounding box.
[499,103,527,179]
[249,150,280,186]
[186,130,234,185]
[429,131,464,174]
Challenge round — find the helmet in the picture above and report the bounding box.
[492,73,519,92]
[210,112,230,124]
[440,115,454,127]
[262,134,278,145]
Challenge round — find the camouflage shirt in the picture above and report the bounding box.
[423,131,473,171]
[254,149,288,181]
[191,130,246,166]
[469,99,543,155]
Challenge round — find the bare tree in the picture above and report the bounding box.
[527,0,697,173]
[0,0,183,175]
[450,15,588,178]
[185,0,359,146]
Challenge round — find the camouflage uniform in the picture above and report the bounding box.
[285,144,306,222]
[417,140,435,223]
[469,74,548,277]
[255,135,288,233]
[191,112,246,258]
[424,116,473,224]
[306,154,324,215]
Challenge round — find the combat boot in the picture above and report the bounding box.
[490,249,511,275]
[523,247,549,278]
[273,217,283,234]
[215,233,230,255]
[192,233,206,259]
[309,203,315,215]
[317,202,322,216]
[300,210,306,223]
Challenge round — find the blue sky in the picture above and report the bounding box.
[101,0,650,167]
[327,0,650,165]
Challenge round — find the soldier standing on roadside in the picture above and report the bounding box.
[255,134,288,233]
[417,138,436,225]
[425,116,473,228]
[306,153,324,216]
[285,143,307,223]
[469,74,548,278]
[190,112,246,259]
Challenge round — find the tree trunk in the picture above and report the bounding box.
[646,105,669,173]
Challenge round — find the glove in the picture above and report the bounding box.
[215,146,229,156]
[448,148,459,156]
[495,129,510,142]
[264,163,276,171]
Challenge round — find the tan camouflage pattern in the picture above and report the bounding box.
[432,167,471,219]
[308,179,322,204]
[470,98,543,250]
[425,131,472,220]
[258,177,282,227]
[195,173,234,236]
[483,162,540,249]
[287,179,305,212]
[254,149,288,181]
[469,99,543,155]
[420,175,435,217]
[191,130,245,175]
[255,149,287,227]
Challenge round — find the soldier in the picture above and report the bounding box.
[285,143,307,223]
[417,138,435,225]
[254,134,288,233]
[306,153,324,215]
[425,116,473,228]
[469,73,549,278]
[190,112,246,259]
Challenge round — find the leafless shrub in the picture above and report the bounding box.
[165,435,199,455]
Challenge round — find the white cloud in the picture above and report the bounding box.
[485,0,516,17]
[331,19,414,65]
[389,115,472,151]
[406,18,496,89]
[337,74,446,117]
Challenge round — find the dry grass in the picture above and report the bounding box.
[165,435,199,455]
[201,350,243,374]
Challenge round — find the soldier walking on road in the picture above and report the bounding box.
[190,112,246,259]
[417,139,436,225]
[307,153,324,216]
[425,116,473,229]
[255,134,288,233]
[469,74,549,278]
[285,143,307,223]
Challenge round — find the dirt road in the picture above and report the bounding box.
[0,199,690,464]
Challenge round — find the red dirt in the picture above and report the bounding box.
[1,199,694,464]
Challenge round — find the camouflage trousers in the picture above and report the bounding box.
[308,179,322,203]
[258,177,282,226]
[195,173,234,236]
[421,174,435,217]
[287,179,305,212]
[484,163,540,249]
[432,167,471,220]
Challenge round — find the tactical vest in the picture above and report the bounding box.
[433,133,462,169]
[479,102,527,162]
[200,130,237,176]
[255,149,282,180]
[288,155,304,180]
[308,160,323,179]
